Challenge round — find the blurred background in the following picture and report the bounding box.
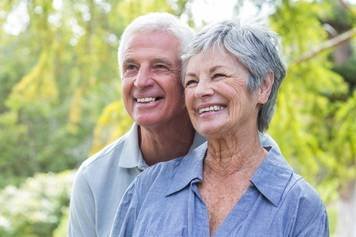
[0,0,355,236]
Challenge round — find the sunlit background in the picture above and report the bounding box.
[0,0,355,236]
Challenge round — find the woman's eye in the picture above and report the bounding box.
[184,79,198,88]
[212,73,227,80]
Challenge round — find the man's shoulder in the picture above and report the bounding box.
[69,129,139,237]
[78,132,132,175]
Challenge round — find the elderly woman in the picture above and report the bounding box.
[110,20,329,237]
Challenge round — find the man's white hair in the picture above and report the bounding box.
[118,12,194,76]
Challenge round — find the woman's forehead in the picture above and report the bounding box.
[187,48,238,69]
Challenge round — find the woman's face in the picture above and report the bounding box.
[184,48,264,138]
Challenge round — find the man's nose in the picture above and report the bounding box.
[134,67,154,88]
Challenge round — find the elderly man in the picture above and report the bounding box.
[68,12,280,237]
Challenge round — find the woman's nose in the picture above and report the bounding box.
[194,80,214,98]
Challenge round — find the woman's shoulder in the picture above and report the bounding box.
[137,142,207,187]
[265,149,324,209]
[143,155,186,177]
[131,156,184,194]
[285,174,325,210]
[264,149,326,216]
[133,143,207,198]
[281,174,329,235]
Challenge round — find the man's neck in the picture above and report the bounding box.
[139,114,195,166]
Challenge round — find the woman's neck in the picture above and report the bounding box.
[205,131,267,176]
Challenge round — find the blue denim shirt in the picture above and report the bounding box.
[69,122,280,237]
[110,143,329,237]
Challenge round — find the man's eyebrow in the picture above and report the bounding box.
[122,58,137,65]
[151,58,174,66]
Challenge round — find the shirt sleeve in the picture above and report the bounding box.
[68,169,97,237]
[109,179,140,237]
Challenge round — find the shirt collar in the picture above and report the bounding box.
[118,124,205,170]
[189,132,206,151]
[166,144,293,207]
[118,123,147,170]
[251,147,293,206]
[166,142,208,196]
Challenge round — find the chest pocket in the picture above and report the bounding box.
[144,225,187,237]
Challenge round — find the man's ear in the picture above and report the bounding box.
[258,72,274,104]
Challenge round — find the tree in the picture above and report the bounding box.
[0,0,188,188]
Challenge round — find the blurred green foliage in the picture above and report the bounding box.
[0,0,187,236]
[0,0,355,236]
[0,171,73,237]
[268,1,355,204]
[0,0,185,188]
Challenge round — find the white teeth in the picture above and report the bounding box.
[198,105,225,114]
[137,97,156,103]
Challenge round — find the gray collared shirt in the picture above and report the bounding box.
[68,124,205,237]
[110,143,329,237]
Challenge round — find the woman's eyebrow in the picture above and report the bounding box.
[209,65,226,74]
[185,72,197,78]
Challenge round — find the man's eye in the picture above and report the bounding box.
[152,64,169,72]
[123,64,138,76]
[125,64,138,71]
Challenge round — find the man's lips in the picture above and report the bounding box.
[135,96,163,103]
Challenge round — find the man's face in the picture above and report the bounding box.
[121,31,186,128]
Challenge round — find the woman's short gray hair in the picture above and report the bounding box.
[182,20,286,132]
[118,12,194,75]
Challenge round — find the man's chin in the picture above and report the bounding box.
[135,116,164,128]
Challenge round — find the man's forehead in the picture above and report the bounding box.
[123,47,180,66]
[122,31,181,66]
[124,31,179,52]
[123,55,178,64]
[130,29,177,42]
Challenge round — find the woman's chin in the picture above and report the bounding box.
[195,125,226,139]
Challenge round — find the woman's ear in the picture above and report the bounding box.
[258,72,274,104]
